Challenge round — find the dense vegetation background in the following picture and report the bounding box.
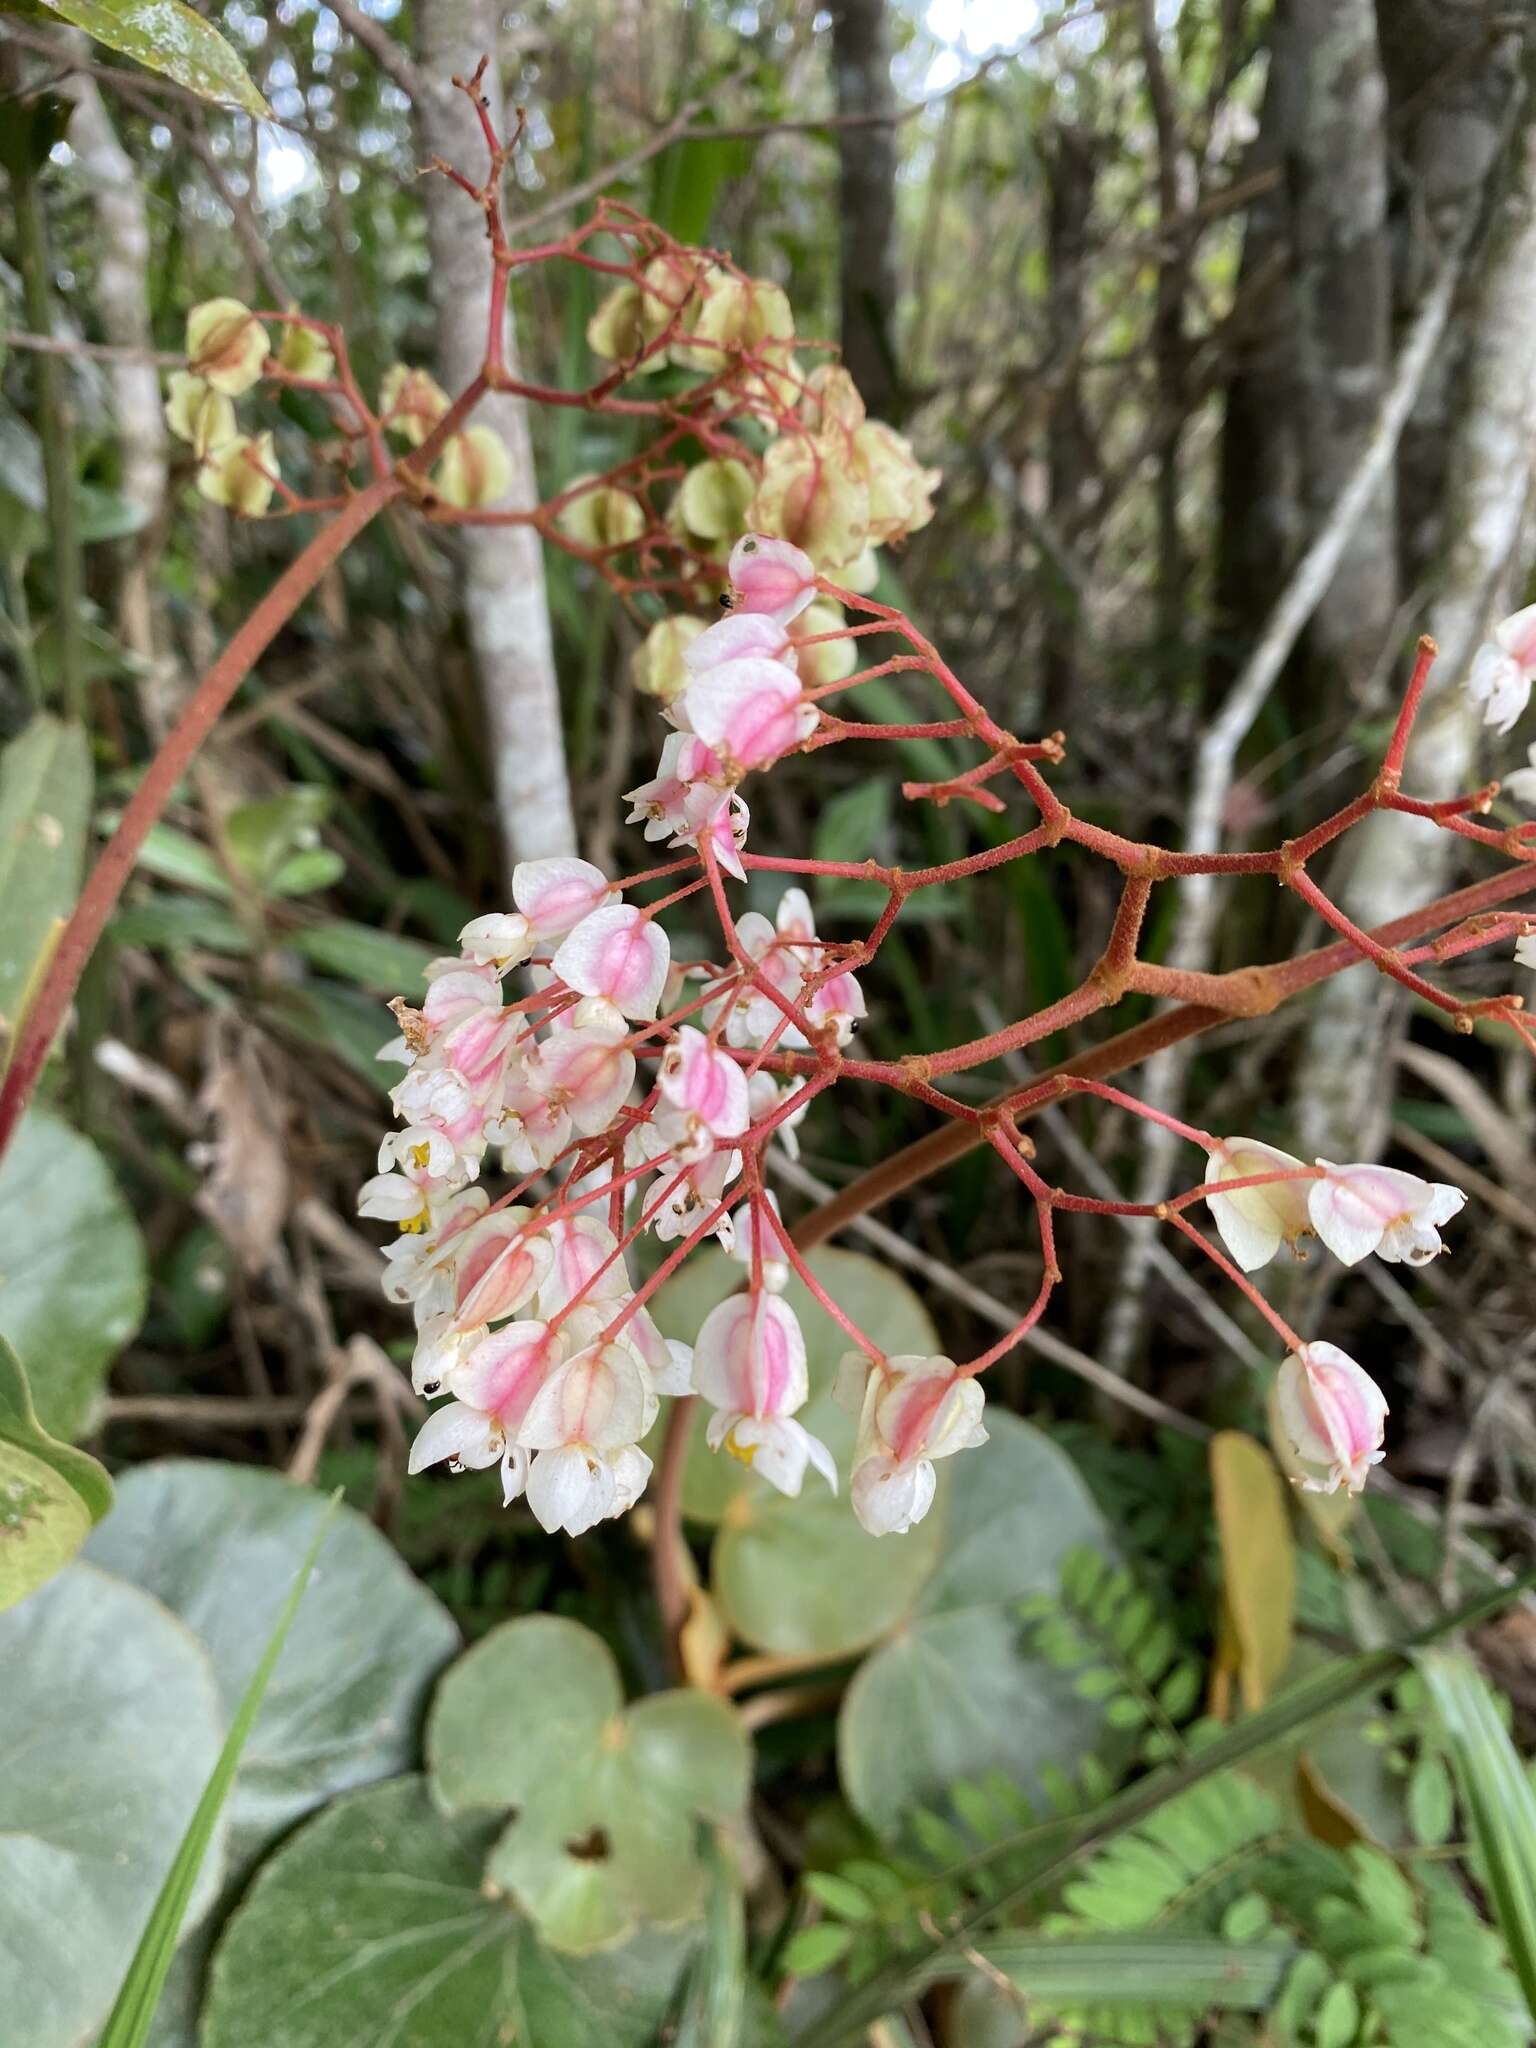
[3,3,1536,2045]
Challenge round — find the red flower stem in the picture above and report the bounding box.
[1166,1210,1303,1351]
[0,475,400,1160]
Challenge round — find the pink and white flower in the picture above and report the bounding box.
[552,903,670,1021]
[1307,1160,1465,1267]
[1502,742,1536,808]
[380,1185,489,1314]
[522,1004,636,1138]
[747,1072,809,1159]
[678,656,817,778]
[537,1215,634,1319]
[1467,603,1536,734]
[655,1026,750,1164]
[449,1210,554,1328]
[727,532,817,625]
[512,855,613,940]
[804,967,866,1047]
[409,1317,567,1505]
[1202,1136,1314,1272]
[520,1340,659,1535]
[846,1354,988,1536]
[684,609,797,673]
[624,731,732,842]
[1276,1341,1388,1494]
[693,1291,836,1496]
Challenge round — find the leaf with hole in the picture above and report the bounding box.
[428,1613,751,1953]
[202,1777,695,2048]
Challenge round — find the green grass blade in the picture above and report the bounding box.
[674,1833,746,2048]
[1417,1647,1536,2025]
[96,1489,342,2048]
[800,1568,1536,2045]
[952,1934,1295,2010]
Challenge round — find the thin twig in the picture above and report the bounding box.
[770,1153,1209,1439]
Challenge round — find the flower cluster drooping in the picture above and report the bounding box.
[359,533,921,1538]
[156,134,1519,1546]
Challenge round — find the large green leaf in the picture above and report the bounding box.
[0,1436,89,1610]
[37,0,269,116]
[0,1330,112,1519]
[0,1563,226,2048]
[838,1413,1111,1837]
[0,1107,147,1437]
[97,1495,339,2048]
[85,1460,460,1874]
[0,714,92,1035]
[427,1613,751,1954]
[202,1776,696,2048]
[648,1247,944,1656]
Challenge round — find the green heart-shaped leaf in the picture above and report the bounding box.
[85,1459,460,1876]
[838,1413,1111,1837]
[0,713,91,1032]
[428,1613,751,1953]
[202,1777,695,2048]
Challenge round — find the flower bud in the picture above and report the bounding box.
[748,433,869,572]
[186,297,269,394]
[197,432,279,516]
[556,477,648,548]
[164,371,237,459]
[434,427,511,510]
[1275,1341,1387,1494]
[726,533,818,624]
[380,363,450,447]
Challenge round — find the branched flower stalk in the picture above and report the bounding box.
[3,67,1535,1595]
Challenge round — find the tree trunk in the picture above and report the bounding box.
[411,0,577,880]
[1279,0,1398,694]
[1208,51,1302,699]
[62,60,172,722]
[1291,11,1529,1157]
[1039,125,1099,732]
[1139,0,1188,676]
[830,0,900,420]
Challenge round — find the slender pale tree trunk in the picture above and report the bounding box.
[1280,0,1397,693]
[1039,125,1098,732]
[412,0,577,879]
[1101,0,1396,1372]
[62,61,167,693]
[830,0,900,420]
[1292,10,1529,1156]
